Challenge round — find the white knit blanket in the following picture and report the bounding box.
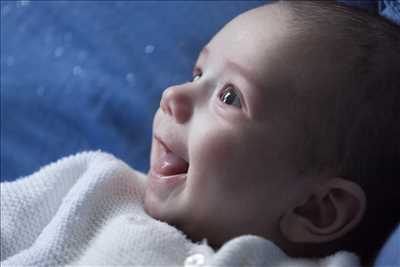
[1,151,361,266]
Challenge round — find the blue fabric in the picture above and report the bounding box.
[374,226,400,267]
[379,0,400,24]
[1,1,264,181]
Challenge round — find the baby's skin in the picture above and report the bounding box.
[144,2,366,258]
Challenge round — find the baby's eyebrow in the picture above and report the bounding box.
[198,46,262,90]
[199,47,209,59]
[195,47,209,67]
[224,59,263,91]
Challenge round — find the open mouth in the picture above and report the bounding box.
[150,136,189,180]
[146,135,188,204]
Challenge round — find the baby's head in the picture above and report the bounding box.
[144,1,400,265]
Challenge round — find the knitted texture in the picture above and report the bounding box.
[1,151,361,266]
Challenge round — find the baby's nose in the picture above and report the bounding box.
[160,85,193,124]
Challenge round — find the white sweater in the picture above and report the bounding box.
[1,151,360,267]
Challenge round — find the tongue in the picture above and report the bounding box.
[154,152,188,176]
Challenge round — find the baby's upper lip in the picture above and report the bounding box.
[155,134,189,163]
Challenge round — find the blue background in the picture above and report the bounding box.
[1,1,263,181]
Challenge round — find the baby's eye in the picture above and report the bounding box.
[192,73,202,82]
[219,86,242,108]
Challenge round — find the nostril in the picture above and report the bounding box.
[160,86,192,124]
[172,100,192,124]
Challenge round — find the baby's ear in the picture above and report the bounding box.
[279,178,366,243]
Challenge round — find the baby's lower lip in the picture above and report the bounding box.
[148,169,187,185]
[149,152,188,187]
[147,170,187,197]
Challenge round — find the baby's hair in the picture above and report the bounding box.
[274,1,400,266]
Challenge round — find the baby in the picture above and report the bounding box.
[144,0,400,266]
[1,1,399,267]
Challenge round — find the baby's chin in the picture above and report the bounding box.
[144,189,248,248]
[143,182,180,224]
[143,183,163,220]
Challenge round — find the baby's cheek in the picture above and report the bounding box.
[196,129,234,160]
[193,129,248,184]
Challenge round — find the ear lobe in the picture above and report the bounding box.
[280,178,366,243]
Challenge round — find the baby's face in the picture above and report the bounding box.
[145,5,314,246]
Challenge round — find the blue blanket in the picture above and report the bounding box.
[1,1,263,181]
